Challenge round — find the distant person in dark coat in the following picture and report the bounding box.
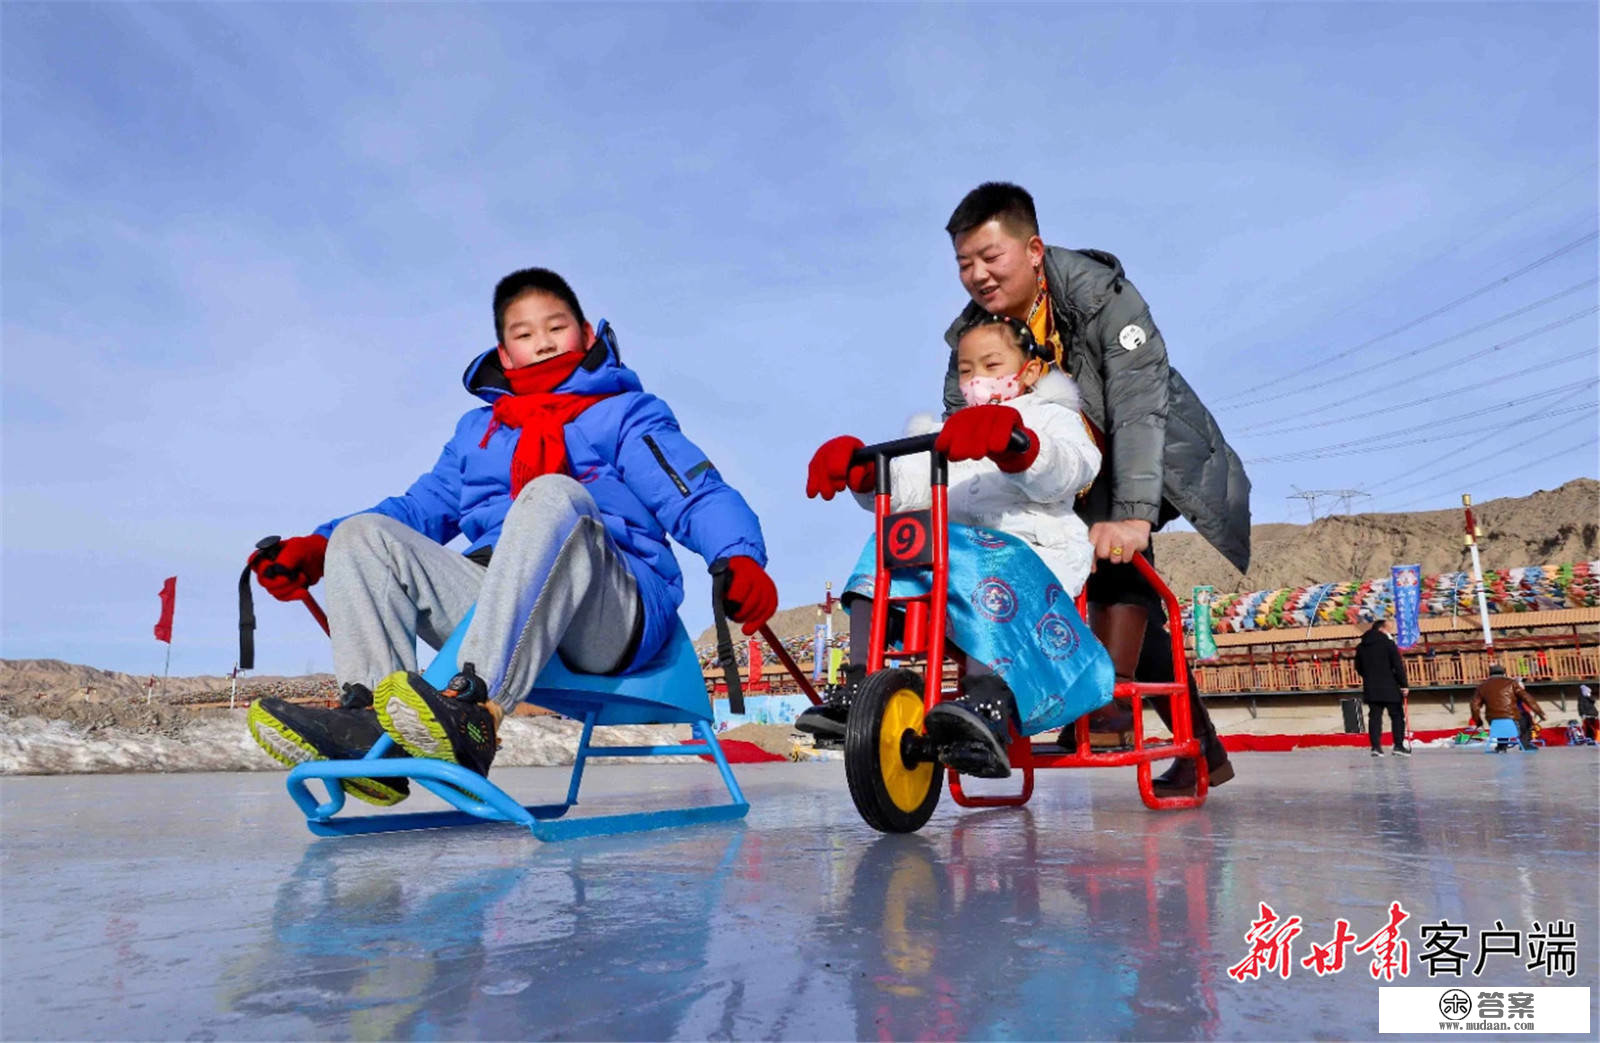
[1354,620,1410,757]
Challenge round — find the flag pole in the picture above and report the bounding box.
[157,641,171,703]
[1462,495,1495,662]
[230,664,239,711]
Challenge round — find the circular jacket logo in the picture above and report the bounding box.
[972,579,1019,623]
[1439,989,1472,1020]
[1035,613,1081,660]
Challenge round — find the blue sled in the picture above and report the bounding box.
[285,608,748,840]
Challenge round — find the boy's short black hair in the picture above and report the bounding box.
[945,182,1040,240]
[493,268,586,343]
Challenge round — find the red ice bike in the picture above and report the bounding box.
[833,433,1208,833]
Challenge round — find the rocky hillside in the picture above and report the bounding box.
[1154,477,1598,594]
[0,658,335,705]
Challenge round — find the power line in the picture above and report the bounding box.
[1197,162,1598,370]
[1245,381,1599,464]
[1250,399,1595,465]
[1383,434,1600,512]
[1238,346,1595,439]
[1361,383,1600,495]
[1226,279,1598,426]
[1216,297,1593,419]
[1213,231,1600,405]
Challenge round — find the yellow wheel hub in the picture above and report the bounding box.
[878,687,935,813]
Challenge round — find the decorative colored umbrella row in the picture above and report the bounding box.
[1183,560,1599,634]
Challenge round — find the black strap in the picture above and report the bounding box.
[238,535,283,671]
[709,560,744,716]
[238,561,257,670]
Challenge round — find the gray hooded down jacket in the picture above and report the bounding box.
[944,246,1252,572]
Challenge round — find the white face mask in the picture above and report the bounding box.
[960,371,1023,407]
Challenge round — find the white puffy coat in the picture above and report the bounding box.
[857,370,1101,596]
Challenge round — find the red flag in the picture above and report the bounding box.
[154,576,177,644]
[748,638,764,684]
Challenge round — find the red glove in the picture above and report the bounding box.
[723,556,778,636]
[806,436,876,500]
[250,534,329,602]
[935,404,1039,473]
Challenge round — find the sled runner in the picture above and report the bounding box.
[282,608,749,841]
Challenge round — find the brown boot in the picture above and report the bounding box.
[1150,676,1234,796]
[1060,604,1145,747]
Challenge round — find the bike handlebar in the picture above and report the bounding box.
[848,428,1031,466]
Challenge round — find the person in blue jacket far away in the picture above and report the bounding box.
[244,268,777,805]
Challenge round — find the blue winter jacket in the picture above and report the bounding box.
[315,322,767,672]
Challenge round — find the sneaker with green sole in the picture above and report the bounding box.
[374,663,499,777]
[247,689,411,807]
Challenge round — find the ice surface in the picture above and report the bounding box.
[2,749,1595,1040]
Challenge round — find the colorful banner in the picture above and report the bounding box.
[813,625,825,681]
[1171,559,1598,635]
[1193,585,1217,661]
[749,638,763,684]
[1391,564,1422,649]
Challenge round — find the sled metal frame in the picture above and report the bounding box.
[284,617,748,841]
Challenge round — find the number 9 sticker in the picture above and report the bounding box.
[882,510,933,568]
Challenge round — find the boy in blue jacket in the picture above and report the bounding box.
[247,268,777,804]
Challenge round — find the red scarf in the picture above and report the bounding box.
[479,351,616,496]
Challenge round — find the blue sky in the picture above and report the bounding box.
[4,3,1596,676]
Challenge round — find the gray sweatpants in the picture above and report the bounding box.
[323,475,643,712]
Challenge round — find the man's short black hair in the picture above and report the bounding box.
[1371,619,1387,631]
[945,182,1040,240]
[493,268,586,343]
[1488,664,1506,676]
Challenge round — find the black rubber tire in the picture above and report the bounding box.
[845,668,942,834]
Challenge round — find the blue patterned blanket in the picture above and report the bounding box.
[844,524,1113,735]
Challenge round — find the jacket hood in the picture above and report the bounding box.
[461,320,643,403]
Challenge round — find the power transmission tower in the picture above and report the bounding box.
[1287,486,1372,522]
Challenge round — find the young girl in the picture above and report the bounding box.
[800,314,1112,777]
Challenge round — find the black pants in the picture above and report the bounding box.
[1367,701,1405,750]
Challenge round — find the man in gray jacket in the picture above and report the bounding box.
[941,182,1252,795]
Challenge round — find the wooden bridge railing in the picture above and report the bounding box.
[1193,646,1599,695]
